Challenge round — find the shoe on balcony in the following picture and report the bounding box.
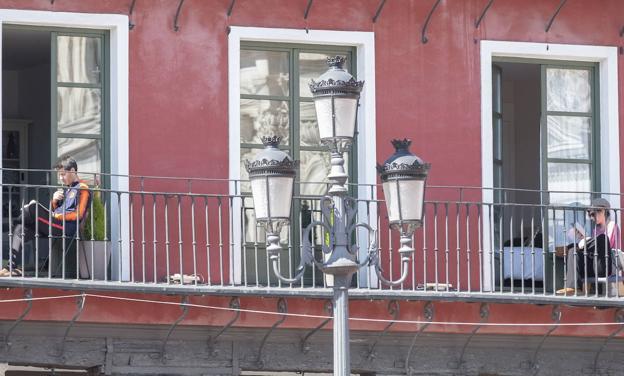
[556,287,582,296]
[0,267,22,277]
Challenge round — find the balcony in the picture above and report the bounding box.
[0,168,622,307]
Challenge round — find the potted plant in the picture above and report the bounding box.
[79,189,110,280]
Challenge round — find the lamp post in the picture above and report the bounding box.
[246,57,430,376]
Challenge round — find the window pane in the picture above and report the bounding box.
[547,116,591,159]
[299,150,331,196]
[57,36,102,84]
[299,52,348,98]
[240,147,263,193]
[546,68,591,113]
[57,138,101,184]
[240,50,289,96]
[240,99,289,145]
[57,87,101,134]
[547,162,591,205]
[300,102,321,146]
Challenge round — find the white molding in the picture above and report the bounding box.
[228,26,376,285]
[480,40,620,291]
[0,9,130,280]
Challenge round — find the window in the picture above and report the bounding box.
[542,64,598,206]
[53,30,108,185]
[239,42,357,285]
[0,9,129,280]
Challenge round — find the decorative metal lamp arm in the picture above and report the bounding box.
[270,256,308,284]
[369,234,413,287]
[267,219,332,284]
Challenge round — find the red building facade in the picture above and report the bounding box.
[0,0,623,375]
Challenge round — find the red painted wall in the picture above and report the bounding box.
[1,0,624,336]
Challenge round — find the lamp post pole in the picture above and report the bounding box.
[246,57,430,375]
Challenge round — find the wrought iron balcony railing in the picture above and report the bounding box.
[0,168,622,306]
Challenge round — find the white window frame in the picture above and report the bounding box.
[0,9,130,280]
[228,26,376,285]
[480,40,620,291]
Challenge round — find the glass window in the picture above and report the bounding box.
[54,32,106,186]
[240,44,356,286]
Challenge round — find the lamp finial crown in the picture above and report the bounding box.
[391,138,412,151]
[261,136,282,148]
[327,55,346,69]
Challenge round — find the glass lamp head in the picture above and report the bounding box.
[377,139,431,236]
[245,136,298,234]
[309,56,364,149]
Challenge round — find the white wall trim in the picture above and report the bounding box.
[0,9,130,280]
[228,26,376,285]
[480,40,620,290]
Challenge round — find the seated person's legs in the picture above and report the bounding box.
[1,201,66,277]
[582,233,611,279]
[564,246,583,289]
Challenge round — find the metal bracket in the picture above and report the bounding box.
[128,0,137,30]
[545,0,567,32]
[256,298,287,367]
[207,297,241,355]
[590,308,624,375]
[421,0,442,44]
[372,0,387,23]
[475,0,494,29]
[159,296,189,362]
[58,294,86,357]
[366,300,399,360]
[303,0,314,33]
[405,302,434,376]
[525,305,561,375]
[303,0,314,20]
[449,303,489,369]
[301,300,333,353]
[173,0,186,32]
[227,0,236,16]
[4,289,33,348]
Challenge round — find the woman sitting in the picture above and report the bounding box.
[556,198,620,296]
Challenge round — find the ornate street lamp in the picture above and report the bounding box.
[246,57,430,376]
[309,55,363,195]
[378,138,431,258]
[245,136,298,255]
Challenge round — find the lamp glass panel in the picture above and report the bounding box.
[334,97,358,138]
[398,179,425,222]
[313,97,358,140]
[383,179,425,223]
[382,180,399,223]
[250,176,294,221]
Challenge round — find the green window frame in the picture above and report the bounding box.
[540,62,599,204]
[51,27,110,186]
[239,42,358,286]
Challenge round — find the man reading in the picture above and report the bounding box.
[0,156,90,277]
